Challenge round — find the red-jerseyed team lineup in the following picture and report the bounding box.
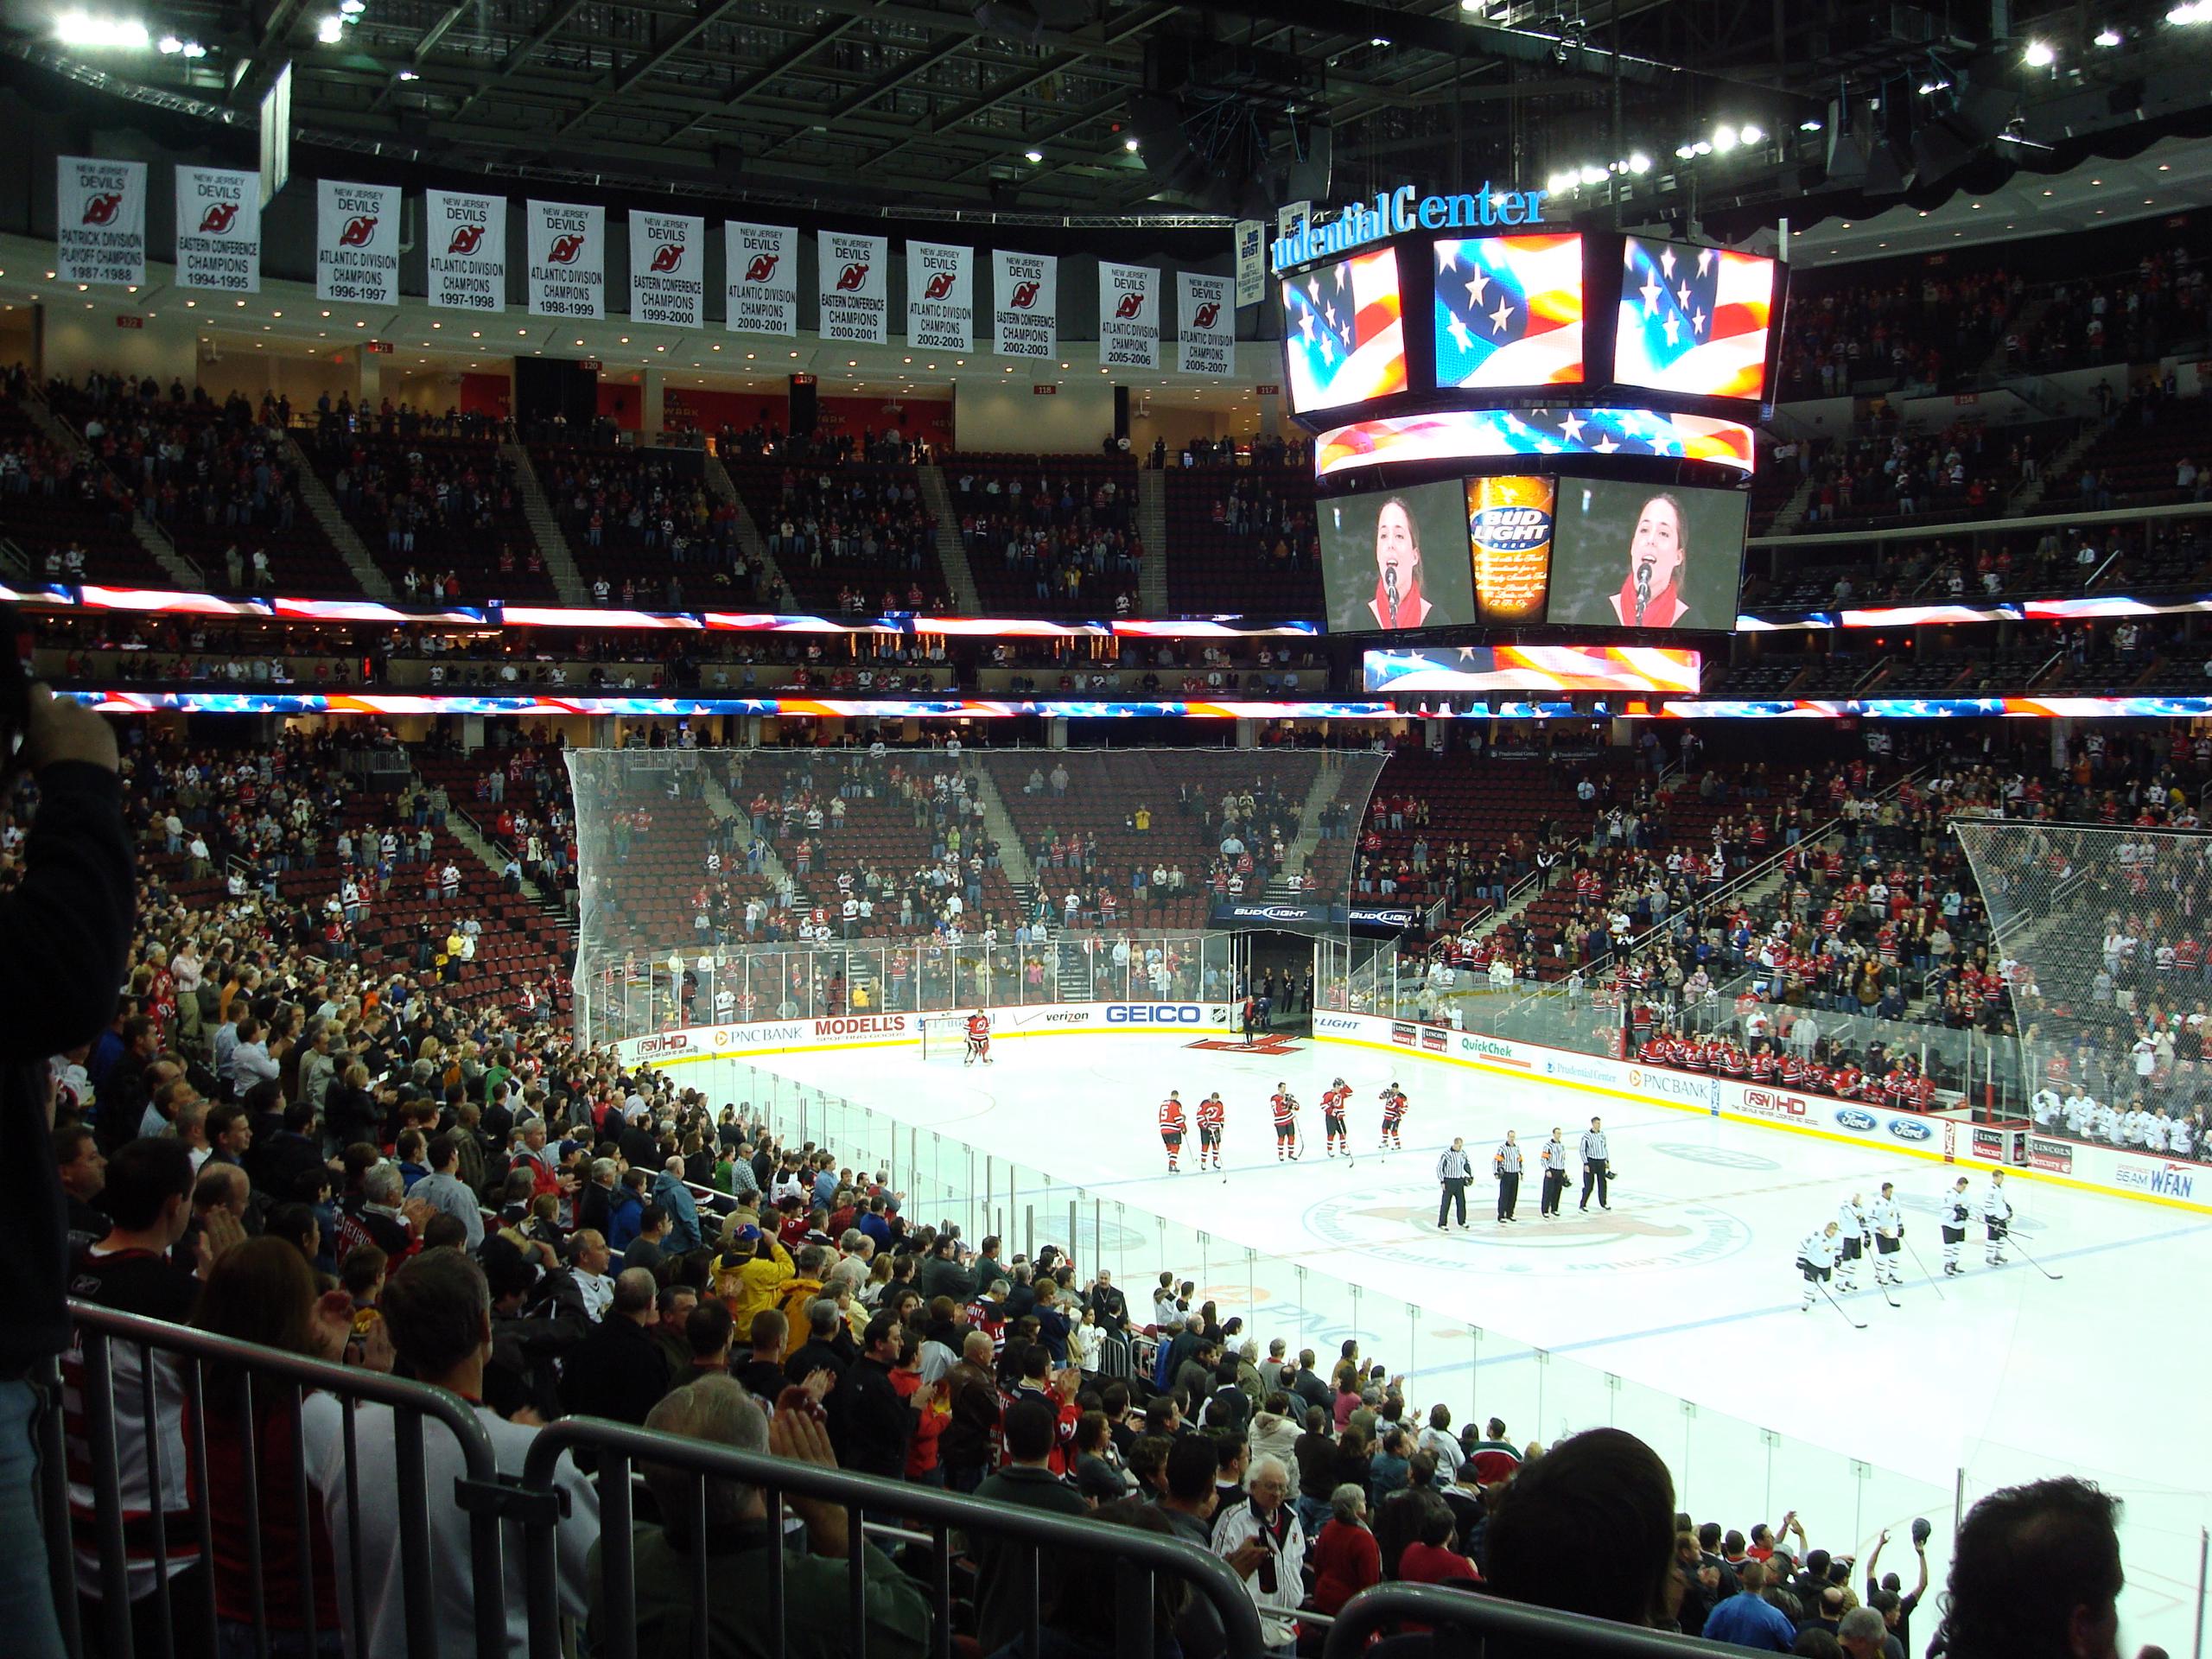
[1155,1076,1412,1172]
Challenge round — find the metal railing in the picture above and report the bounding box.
[54,1300,1268,1659]
[1325,1583,1750,1659]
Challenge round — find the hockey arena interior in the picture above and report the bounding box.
[10,4,2212,1659]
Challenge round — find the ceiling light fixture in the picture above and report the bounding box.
[2023,40,2055,66]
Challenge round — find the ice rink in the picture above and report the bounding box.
[717,1028,2212,1653]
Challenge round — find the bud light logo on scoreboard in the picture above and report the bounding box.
[1467,474,1554,625]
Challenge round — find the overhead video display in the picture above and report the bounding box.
[1318,480,1475,634]
[1612,236,1779,401]
[1281,247,1408,416]
[1431,233,1585,390]
[1545,479,1749,632]
[1312,408,1757,480]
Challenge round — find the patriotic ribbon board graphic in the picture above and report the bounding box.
[1364,645,1702,696]
[1281,248,1408,416]
[1612,236,1778,401]
[1315,408,1755,479]
[1431,234,1584,390]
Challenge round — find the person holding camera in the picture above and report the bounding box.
[0,686,135,1656]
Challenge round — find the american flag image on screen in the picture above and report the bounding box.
[1282,249,1407,416]
[1614,237,1777,400]
[1432,234,1584,389]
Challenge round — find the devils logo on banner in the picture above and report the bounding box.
[425,190,506,312]
[528,200,606,320]
[629,211,704,329]
[724,223,797,336]
[58,157,146,288]
[1098,262,1160,370]
[316,180,401,306]
[817,232,888,345]
[992,251,1058,360]
[1178,270,1235,378]
[174,167,259,294]
[906,242,974,354]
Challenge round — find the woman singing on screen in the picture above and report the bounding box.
[1367,497,1433,629]
[1610,492,1690,627]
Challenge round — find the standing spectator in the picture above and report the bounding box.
[1306,1484,1382,1622]
[970,1399,1089,1651]
[1936,1477,2126,1659]
[1211,1454,1306,1656]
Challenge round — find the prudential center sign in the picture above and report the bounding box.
[1269,182,1551,273]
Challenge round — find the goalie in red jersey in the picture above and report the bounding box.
[1158,1090,1187,1173]
[1321,1077,1352,1158]
[964,1009,992,1066]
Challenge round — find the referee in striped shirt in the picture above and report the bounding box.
[1436,1138,1474,1230]
[1579,1116,1612,1211]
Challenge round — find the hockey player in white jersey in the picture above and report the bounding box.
[1835,1193,1872,1292]
[1797,1221,1841,1312]
[2063,1087,2096,1139]
[2094,1100,2122,1144]
[1867,1182,1906,1288]
[2031,1085,2063,1130]
[1980,1168,2014,1267]
[1940,1176,1973,1276]
[2145,1108,2172,1153]
[2174,1115,2196,1158]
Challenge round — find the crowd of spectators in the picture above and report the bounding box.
[747,465,945,615]
[950,461,1141,613]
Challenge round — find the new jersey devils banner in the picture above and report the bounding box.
[906,241,974,353]
[173,167,259,294]
[1098,261,1159,370]
[992,251,1057,360]
[424,190,505,312]
[630,211,704,328]
[58,156,146,287]
[724,222,797,335]
[1178,270,1235,378]
[527,200,606,320]
[316,180,400,305]
[817,231,887,345]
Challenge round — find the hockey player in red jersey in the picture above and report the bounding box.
[1321,1077,1352,1157]
[964,1009,992,1066]
[1195,1091,1226,1170]
[1158,1090,1187,1173]
[1270,1084,1300,1161]
[1379,1082,1408,1151]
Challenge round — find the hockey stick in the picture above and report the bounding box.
[1815,1276,1868,1330]
[2001,1230,2064,1281]
[1901,1234,1945,1300]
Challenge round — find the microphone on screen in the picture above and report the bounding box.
[1383,564,1399,629]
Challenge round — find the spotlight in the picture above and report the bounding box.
[2094,28,2122,45]
[316,15,344,42]
[1711,126,1738,152]
[1738,123,1764,143]
[1675,143,1696,160]
[1023,149,1044,163]
[2023,40,2055,67]
[1627,152,1651,175]
[1799,117,1824,131]
[54,11,150,48]
[1578,163,1605,186]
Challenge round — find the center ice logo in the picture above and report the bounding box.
[1305,1187,1750,1275]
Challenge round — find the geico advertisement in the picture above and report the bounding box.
[613,1001,1234,1063]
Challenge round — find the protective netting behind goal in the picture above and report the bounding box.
[1952,818,2212,1115]
[565,744,1386,1047]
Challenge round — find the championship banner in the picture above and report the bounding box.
[991,251,1056,359]
[173,167,259,294]
[423,190,505,312]
[725,222,797,335]
[1177,271,1235,378]
[630,210,705,329]
[906,241,974,353]
[58,156,146,287]
[527,200,606,320]
[1234,219,1266,308]
[818,231,888,345]
[1098,261,1159,370]
[315,180,401,306]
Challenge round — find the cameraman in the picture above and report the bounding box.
[0,686,134,1655]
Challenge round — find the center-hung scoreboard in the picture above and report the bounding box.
[1272,194,1788,670]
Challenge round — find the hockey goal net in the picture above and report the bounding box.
[919,1014,979,1062]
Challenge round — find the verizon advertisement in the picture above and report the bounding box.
[725,222,797,336]
[630,210,705,328]
[57,156,147,288]
[906,241,975,354]
[1099,262,1160,370]
[1309,1012,2212,1214]
[315,181,401,306]
[613,1000,1236,1066]
[527,200,606,320]
[992,250,1057,360]
[818,231,888,345]
[424,190,505,312]
[173,167,260,295]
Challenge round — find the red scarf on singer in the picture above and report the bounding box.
[1370,575,1426,629]
[1613,573,1685,627]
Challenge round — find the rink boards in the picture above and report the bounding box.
[1310,1009,2212,1216]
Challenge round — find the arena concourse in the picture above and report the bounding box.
[6,7,2212,1659]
